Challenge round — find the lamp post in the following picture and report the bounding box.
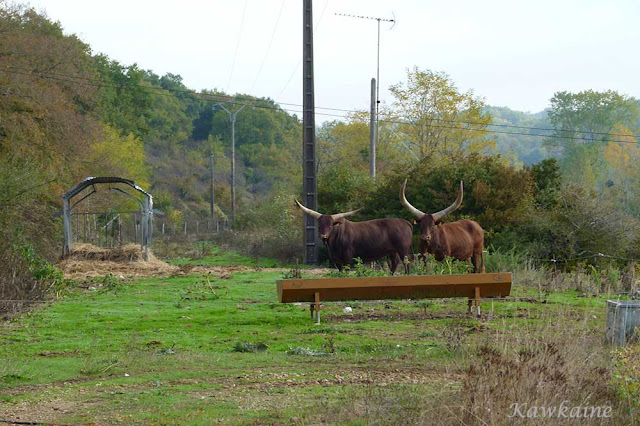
[214,103,246,226]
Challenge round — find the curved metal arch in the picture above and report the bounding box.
[62,177,153,260]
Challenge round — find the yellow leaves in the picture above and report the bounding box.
[388,67,496,160]
[602,125,640,199]
[88,125,149,189]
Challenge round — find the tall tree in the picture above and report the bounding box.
[388,67,496,160]
[545,90,639,188]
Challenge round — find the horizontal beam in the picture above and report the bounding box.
[277,273,512,303]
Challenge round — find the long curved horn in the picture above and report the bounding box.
[331,208,362,221]
[295,199,322,219]
[400,179,426,219]
[431,181,463,222]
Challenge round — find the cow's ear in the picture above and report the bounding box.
[412,219,419,225]
[333,221,342,227]
[435,220,442,225]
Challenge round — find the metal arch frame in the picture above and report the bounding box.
[62,177,153,260]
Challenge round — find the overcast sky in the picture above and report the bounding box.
[26,0,640,122]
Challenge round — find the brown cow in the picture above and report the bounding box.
[399,179,485,273]
[295,200,413,274]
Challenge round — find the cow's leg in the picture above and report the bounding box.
[389,254,400,275]
[397,249,410,274]
[472,250,485,273]
[471,255,479,273]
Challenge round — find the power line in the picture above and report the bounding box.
[249,0,286,92]
[226,0,248,93]
[276,0,330,99]
[3,66,639,145]
[5,64,638,140]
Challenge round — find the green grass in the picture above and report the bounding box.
[166,244,284,268]
[0,247,630,424]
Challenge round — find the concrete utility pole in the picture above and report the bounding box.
[370,78,376,178]
[209,155,215,229]
[336,13,395,179]
[215,103,246,226]
[303,0,318,264]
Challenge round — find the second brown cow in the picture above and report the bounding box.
[400,179,485,273]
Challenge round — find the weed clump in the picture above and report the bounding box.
[232,342,268,353]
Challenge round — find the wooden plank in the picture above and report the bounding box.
[277,273,511,303]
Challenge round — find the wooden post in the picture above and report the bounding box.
[474,286,481,317]
[314,292,321,324]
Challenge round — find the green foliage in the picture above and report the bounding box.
[613,344,640,415]
[412,255,472,275]
[19,244,63,282]
[545,90,640,192]
[527,157,561,208]
[230,184,303,262]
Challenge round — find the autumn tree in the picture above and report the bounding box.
[388,67,496,160]
[545,90,640,189]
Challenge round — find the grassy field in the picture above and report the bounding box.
[0,247,637,424]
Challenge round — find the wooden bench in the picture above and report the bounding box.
[277,273,512,323]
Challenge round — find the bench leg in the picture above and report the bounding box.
[310,303,315,319]
[314,292,321,325]
[467,298,473,315]
[474,287,481,317]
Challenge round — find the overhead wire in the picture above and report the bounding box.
[2,65,639,145]
[249,0,286,92]
[226,0,248,93]
[276,0,330,100]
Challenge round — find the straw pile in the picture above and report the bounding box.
[59,243,179,279]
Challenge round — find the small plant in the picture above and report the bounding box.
[96,274,123,294]
[232,342,268,353]
[180,274,223,302]
[441,321,467,352]
[282,264,302,279]
[324,258,389,278]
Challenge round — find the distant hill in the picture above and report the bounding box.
[483,106,552,165]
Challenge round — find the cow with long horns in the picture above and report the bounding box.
[295,200,413,274]
[400,179,485,273]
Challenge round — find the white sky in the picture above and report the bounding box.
[25,0,640,123]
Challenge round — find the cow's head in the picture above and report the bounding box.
[295,200,361,242]
[399,179,463,246]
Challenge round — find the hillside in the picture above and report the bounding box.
[483,106,552,165]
